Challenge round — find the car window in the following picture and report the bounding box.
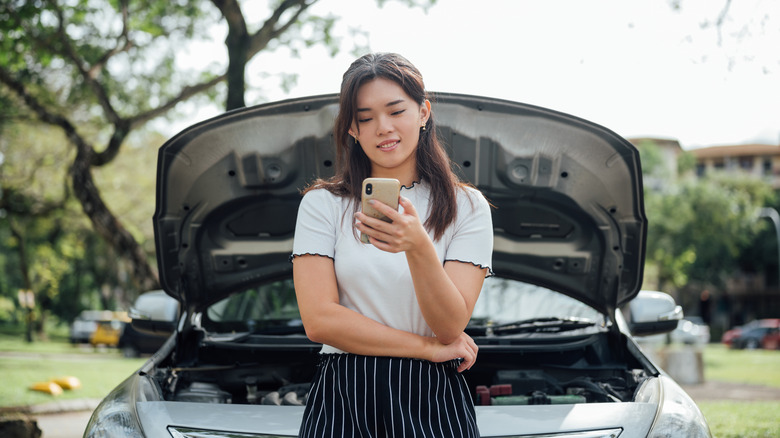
[471,277,604,325]
[204,278,301,332]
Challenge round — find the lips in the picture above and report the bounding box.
[377,140,400,150]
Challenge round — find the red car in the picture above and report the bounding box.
[721,318,780,349]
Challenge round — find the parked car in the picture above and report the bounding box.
[85,94,711,437]
[762,327,780,350]
[89,315,129,347]
[69,310,127,344]
[730,325,780,350]
[722,318,780,348]
[118,290,179,358]
[670,316,711,345]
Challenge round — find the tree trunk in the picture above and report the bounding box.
[69,134,160,293]
[9,221,34,343]
[225,21,249,110]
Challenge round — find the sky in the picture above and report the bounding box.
[174,0,780,150]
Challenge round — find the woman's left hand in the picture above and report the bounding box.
[355,196,428,253]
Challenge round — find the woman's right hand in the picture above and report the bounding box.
[430,332,478,373]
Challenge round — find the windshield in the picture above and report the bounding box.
[203,278,302,333]
[201,276,605,334]
[472,277,604,325]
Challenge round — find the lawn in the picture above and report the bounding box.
[698,401,780,438]
[703,343,780,388]
[696,344,780,437]
[0,332,146,408]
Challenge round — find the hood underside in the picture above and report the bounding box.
[153,93,646,314]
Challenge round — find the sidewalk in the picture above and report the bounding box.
[1,398,101,416]
[1,399,100,438]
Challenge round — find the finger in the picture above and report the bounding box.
[355,210,396,228]
[398,196,418,218]
[458,352,474,373]
[367,198,402,220]
[355,213,395,237]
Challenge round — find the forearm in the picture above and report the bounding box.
[304,301,437,359]
[405,239,472,343]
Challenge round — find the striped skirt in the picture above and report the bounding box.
[298,353,480,438]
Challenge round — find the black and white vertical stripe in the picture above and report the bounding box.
[299,354,480,438]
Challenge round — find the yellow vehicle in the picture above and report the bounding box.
[89,312,130,347]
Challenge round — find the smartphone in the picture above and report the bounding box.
[360,178,401,244]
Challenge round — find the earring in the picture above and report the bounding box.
[420,121,427,131]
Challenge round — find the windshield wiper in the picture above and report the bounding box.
[468,317,599,336]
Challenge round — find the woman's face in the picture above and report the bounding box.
[349,77,430,181]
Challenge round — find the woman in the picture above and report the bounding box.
[291,52,493,437]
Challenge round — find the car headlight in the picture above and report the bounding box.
[85,372,158,438]
[634,376,711,438]
[168,428,293,438]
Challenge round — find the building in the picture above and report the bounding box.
[689,143,780,188]
[627,137,685,189]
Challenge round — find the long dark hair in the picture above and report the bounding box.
[306,52,462,241]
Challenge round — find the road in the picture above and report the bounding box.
[36,411,92,438]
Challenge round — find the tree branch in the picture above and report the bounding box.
[48,0,124,127]
[127,74,227,128]
[0,67,78,135]
[87,0,133,80]
[248,0,317,58]
[714,0,733,46]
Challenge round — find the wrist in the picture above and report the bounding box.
[404,230,436,260]
[420,336,439,362]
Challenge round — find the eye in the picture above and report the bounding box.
[391,109,405,116]
[357,118,372,123]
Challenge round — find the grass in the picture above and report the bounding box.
[698,401,780,438]
[0,331,146,408]
[695,344,780,437]
[703,344,780,388]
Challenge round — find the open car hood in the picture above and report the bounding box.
[154,93,646,315]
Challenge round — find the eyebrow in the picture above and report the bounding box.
[357,99,405,112]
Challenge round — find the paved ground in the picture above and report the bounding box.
[682,380,780,402]
[36,411,93,438]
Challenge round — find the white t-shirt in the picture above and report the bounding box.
[291,181,493,354]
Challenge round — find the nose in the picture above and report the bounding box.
[376,115,393,136]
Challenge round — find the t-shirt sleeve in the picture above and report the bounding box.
[445,187,494,277]
[291,189,338,260]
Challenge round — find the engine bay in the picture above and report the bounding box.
[150,330,652,407]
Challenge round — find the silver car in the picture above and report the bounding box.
[84,94,711,437]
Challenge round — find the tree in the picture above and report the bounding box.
[0,0,433,336]
[1,0,218,293]
[644,173,775,293]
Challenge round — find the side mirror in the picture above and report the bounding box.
[129,307,177,336]
[131,318,176,336]
[626,290,683,336]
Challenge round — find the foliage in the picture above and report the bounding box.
[644,173,775,290]
[0,119,159,326]
[0,0,435,337]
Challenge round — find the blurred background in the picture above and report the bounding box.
[1,1,779,437]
